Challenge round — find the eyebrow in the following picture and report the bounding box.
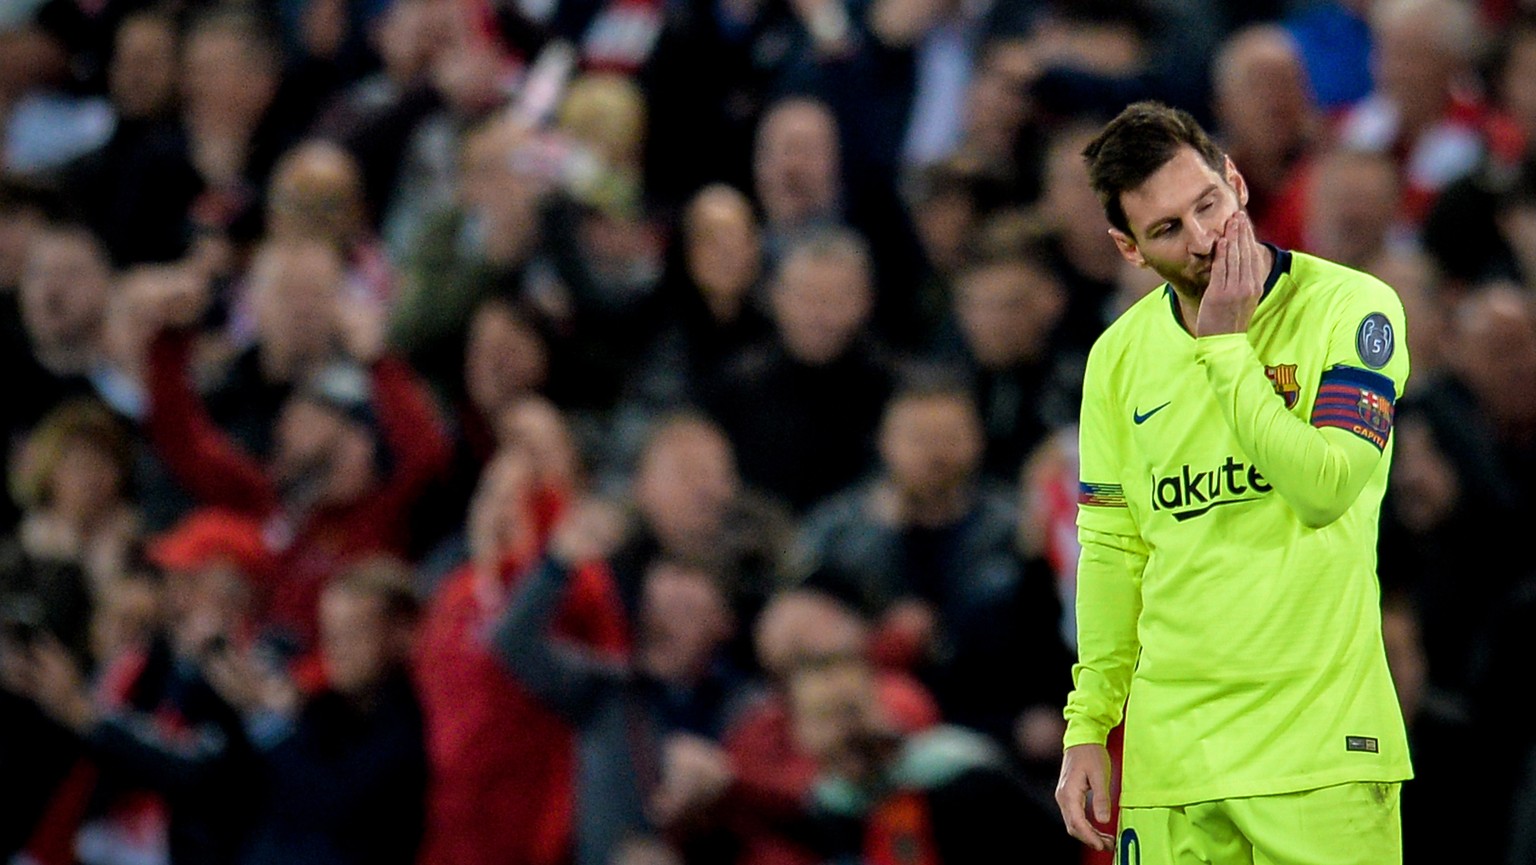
[1144,183,1220,236]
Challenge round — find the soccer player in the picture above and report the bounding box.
[1054,101,1413,864]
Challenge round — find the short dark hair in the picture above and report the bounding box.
[186,2,282,71]
[1082,101,1226,236]
[329,556,421,624]
[959,208,1058,276]
[884,364,978,421]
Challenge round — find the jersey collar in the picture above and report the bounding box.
[1164,243,1293,332]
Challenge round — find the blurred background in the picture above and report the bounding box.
[0,0,1533,862]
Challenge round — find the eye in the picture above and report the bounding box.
[1196,199,1215,214]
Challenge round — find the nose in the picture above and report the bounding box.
[1189,212,1221,257]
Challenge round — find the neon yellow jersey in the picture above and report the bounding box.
[1064,248,1414,807]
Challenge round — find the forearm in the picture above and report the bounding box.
[489,558,615,719]
[1196,334,1380,528]
[86,713,236,796]
[146,331,274,511]
[1063,528,1145,748]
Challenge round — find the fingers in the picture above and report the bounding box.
[1057,744,1117,852]
[1236,212,1257,297]
[1056,773,1115,851]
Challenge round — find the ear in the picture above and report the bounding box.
[1109,228,1145,268]
[1225,155,1249,209]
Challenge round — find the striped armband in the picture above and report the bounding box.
[1309,366,1397,451]
[1079,481,1127,508]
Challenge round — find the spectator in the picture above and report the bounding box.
[1033,122,1124,355]
[405,297,566,562]
[9,215,117,456]
[1377,412,1488,747]
[0,175,61,299]
[5,507,272,865]
[901,158,995,344]
[938,225,1080,483]
[532,74,668,412]
[867,0,1002,174]
[221,556,428,865]
[415,448,628,865]
[309,0,455,230]
[373,26,511,262]
[1336,0,1490,223]
[605,412,795,670]
[618,183,772,433]
[1406,284,1536,535]
[943,36,1038,208]
[386,115,549,404]
[752,96,843,265]
[59,8,202,266]
[178,4,345,247]
[694,588,940,865]
[492,497,758,865]
[1420,14,1536,288]
[1300,146,1418,276]
[751,93,927,346]
[1209,23,1322,253]
[262,138,394,313]
[784,644,1072,863]
[203,237,353,456]
[4,397,142,600]
[141,264,451,644]
[702,226,893,513]
[792,375,1072,759]
[1381,287,1536,865]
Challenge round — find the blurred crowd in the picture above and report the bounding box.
[1,0,1535,862]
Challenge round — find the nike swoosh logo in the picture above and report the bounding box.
[1133,402,1171,424]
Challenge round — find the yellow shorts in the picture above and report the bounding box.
[1116,782,1402,865]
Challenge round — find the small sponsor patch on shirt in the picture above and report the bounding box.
[1355,312,1395,369]
[1346,736,1379,753]
[1311,366,1397,451]
[1079,481,1126,508]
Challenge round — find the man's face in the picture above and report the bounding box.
[465,304,548,415]
[754,104,840,226]
[1112,147,1247,298]
[878,395,983,499]
[685,189,762,304]
[21,230,112,350]
[320,589,398,696]
[110,17,178,119]
[251,245,343,361]
[1451,289,1536,422]
[771,253,871,365]
[1374,9,1455,118]
[956,261,1065,367]
[635,425,738,546]
[272,398,377,507]
[638,563,731,682]
[182,29,277,126]
[1307,151,1399,268]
